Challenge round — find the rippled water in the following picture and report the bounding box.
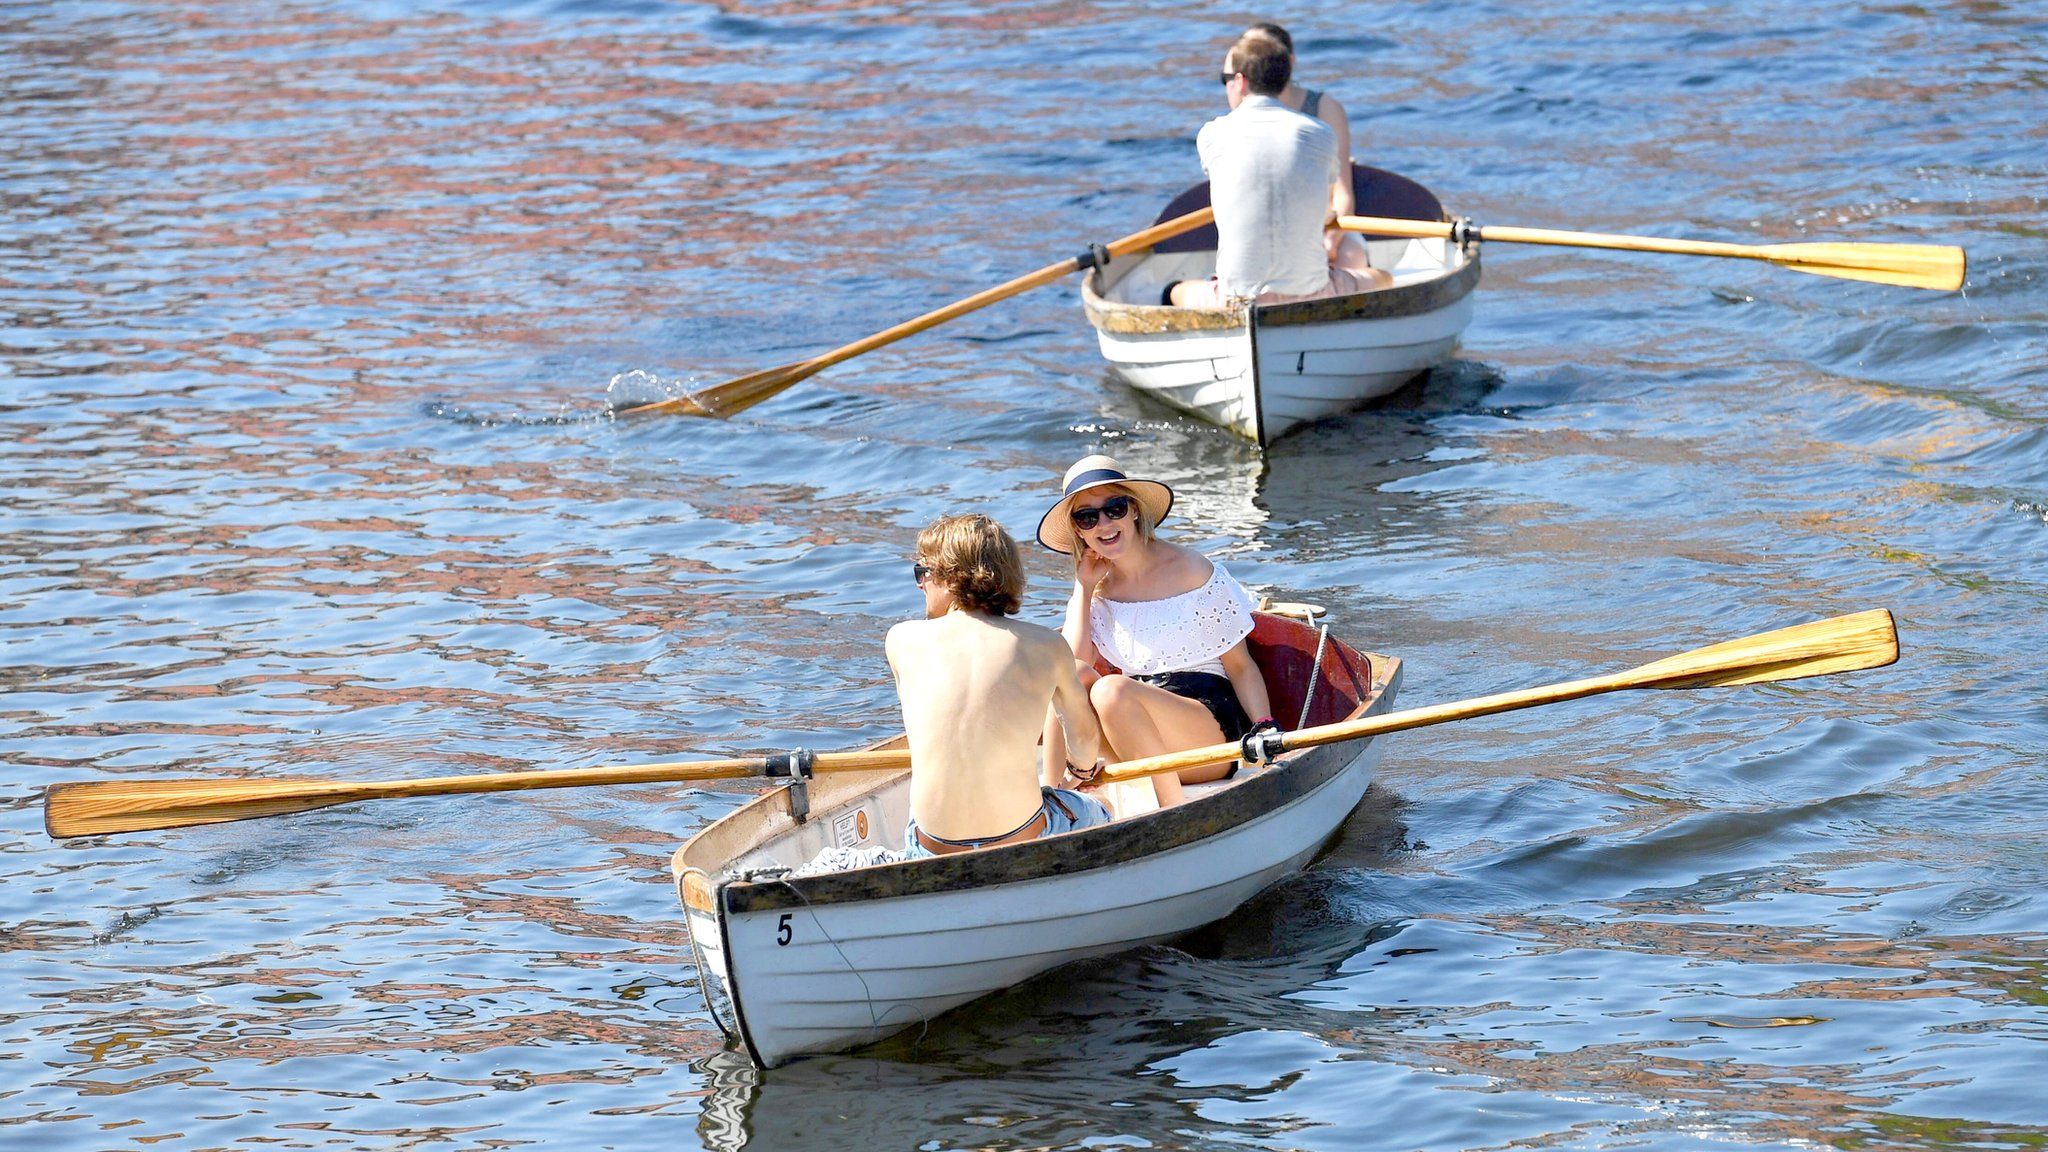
[4,1,2044,1148]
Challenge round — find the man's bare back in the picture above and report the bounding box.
[887,611,1099,841]
[885,514,1107,851]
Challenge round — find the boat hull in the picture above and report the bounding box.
[1091,278,1476,442]
[707,735,1385,1067]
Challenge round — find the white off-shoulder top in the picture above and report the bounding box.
[1088,562,1258,677]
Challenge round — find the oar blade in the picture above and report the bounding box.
[1630,609,1899,691]
[691,360,825,416]
[613,361,819,420]
[612,388,718,419]
[1766,242,1966,292]
[45,779,365,839]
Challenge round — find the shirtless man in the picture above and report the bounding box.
[885,513,1113,857]
[1168,32,1390,309]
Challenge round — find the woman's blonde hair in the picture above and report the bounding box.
[917,514,1025,616]
[1067,484,1155,576]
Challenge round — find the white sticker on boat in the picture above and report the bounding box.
[832,809,864,847]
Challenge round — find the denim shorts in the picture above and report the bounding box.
[904,787,1112,859]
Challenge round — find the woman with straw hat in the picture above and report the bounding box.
[1037,455,1277,811]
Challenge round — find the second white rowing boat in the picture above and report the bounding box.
[1082,165,1479,445]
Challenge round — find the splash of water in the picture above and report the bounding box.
[605,368,708,413]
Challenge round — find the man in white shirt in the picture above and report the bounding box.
[1169,34,1390,309]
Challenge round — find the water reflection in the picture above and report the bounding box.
[1084,357,1508,556]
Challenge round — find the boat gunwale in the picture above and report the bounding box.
[690,633,1395,916]
[1080,245,1481,336]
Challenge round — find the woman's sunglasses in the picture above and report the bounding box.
[1070,494,1135,531]
[911,562,932,586]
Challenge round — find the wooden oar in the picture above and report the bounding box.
[617,206,1217,419]
[1100,608,1899,784]
[1339,215,1965,291]
[44,748,913,840]
[46,609,1895,840]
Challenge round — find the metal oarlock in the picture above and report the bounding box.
[767,748,815,824]
[1240,726,1287,766]
[1075,242,1112,272]
[1449,216,1482,251]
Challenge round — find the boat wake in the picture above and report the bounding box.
[420,399,606,427]
[419,369,714,427]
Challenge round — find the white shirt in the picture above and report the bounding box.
[1088,562,1258,678]
[1196,94,1340,300]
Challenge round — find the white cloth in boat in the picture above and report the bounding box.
[1088,561,1258,679]
[1197,93,1341,301]
[792,844,908,877]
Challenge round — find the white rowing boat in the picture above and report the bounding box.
[1082,165,1480,445]
[671,610,1400,1068]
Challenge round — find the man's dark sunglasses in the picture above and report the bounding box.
[1218,71,1238,86]
[1070,494,1136,531]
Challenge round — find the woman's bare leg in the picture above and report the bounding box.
[1089,675,1232,807]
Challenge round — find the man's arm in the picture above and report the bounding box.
[1324,96,1355,218]
[883,622,904,680]
[1047,643,1104,786]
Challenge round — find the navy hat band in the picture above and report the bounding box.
[1062,468,1127,496]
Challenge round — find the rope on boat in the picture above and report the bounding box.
[775,876,886,1042]
[1297,619,1331,733]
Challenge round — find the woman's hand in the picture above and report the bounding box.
[1065,757,1106,789]
[1075,541,1113,593]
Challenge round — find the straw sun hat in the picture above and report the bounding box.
[1035,455,1175,554]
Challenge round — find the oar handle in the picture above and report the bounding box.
[1104,206,1216,258]
[1334,215,1455,242]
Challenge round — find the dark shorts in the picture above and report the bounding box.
[1133,670,1253,743]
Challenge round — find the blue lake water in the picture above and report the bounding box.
[3,1,2044,1148]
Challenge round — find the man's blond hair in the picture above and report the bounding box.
[917,514,1025,616]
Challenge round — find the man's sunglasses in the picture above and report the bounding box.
[911,562,932,586]
[1218,71,1238,86]
[1070,494,1136,531]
